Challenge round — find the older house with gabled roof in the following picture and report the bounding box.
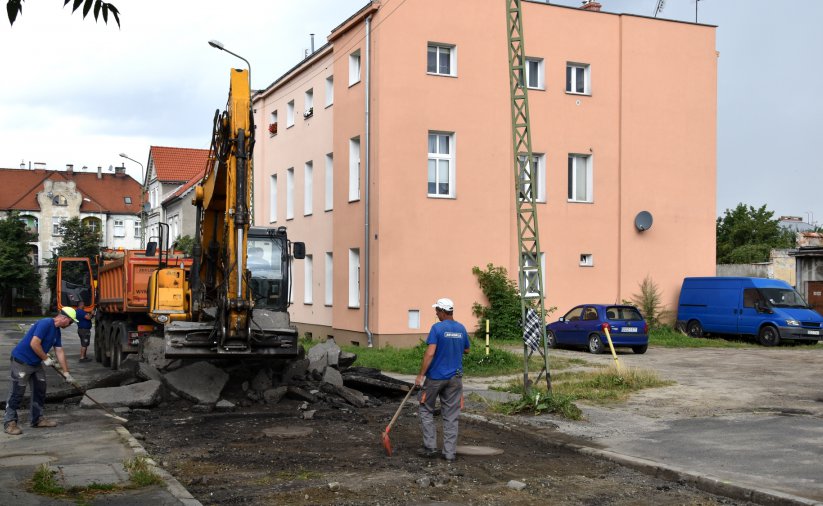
[144,146,208,246]
[0,164,143,311]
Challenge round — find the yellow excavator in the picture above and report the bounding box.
[149,68,305,358]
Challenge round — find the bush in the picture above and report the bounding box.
[471,264,527,340]
[629,275,670,330]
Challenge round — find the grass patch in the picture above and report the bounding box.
[492,390,582,420]
[31,464,63,495]
[340,339,594,377]
[124,456,163,487]
[275,469,322,481]
[650,326,756,348]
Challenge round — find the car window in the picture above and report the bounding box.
[564,307,584,322]
[606,306,643,321]
[583,307,599,320]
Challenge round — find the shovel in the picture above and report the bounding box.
[46,359,128,424]
[381,384,416,457]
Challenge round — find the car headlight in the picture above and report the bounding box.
[786,319,800,326]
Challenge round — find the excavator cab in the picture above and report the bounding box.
[56,257,95,313]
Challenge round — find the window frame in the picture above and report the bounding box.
[269,174,278,223]
[525,57,545,90]
[324,252,333,306]
[349,137,361,202]
[517,152,546,203]
[304,88,314,118]
[427,43,457,77]
[427,131,456,199]
[349,50,361,86]
[580,253,594,267]
[324,153,334,211]
[325,76,334,107]
[304,161,313,216]
[304,254,313,304]
[286,167,295,220]
[566,62,591,95]
[348,248,360,308]
[286,100,295,127]
[113,219,125,238]
[567,154,593,203]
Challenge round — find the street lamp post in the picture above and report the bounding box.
[119,153,147,247]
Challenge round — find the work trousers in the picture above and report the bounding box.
[3,358,47,428]
[419,374,463,459]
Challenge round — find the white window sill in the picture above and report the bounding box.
[348,80,361,88]
[348,197,361,203]
[348,305,361,309]
[426,72,457,78]
[325,103,333,109]
[567,199,594,204]
[565,91,592,97]
[427,194,456,199]
[527,86,546,91]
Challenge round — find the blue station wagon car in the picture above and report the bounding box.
[546,304,649,354]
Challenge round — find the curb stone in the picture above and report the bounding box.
[461,413,823,506]
[114,426,202,506]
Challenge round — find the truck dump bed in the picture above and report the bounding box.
[97,250,190,313]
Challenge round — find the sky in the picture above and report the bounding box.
[1,0,821,225]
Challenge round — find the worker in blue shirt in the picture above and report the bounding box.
[75,305,93,362]
[3,308,77,435]
[415,298,471,462]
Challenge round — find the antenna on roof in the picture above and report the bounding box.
[654,0,665,17]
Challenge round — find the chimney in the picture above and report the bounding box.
[581,0,602,11]
[66,164,74,174]
[310,33,315,53]
[97,166,103,179]
[34,162,46,170]
[115,165,126,176]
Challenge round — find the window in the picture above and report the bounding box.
[82,217,99,233]
[20,215,38,234]
[269,111,278,135]
[52,216,66,236]
[348,248,360,308]
[304,161,313,216]
[517,153,546,203]
[566,62,590,94]
[325,252,333,306]
[349,50,361,86]
[325,153,334,211]
[349,137,360,202]
[304,89,314,118]
[286,168,294,219]
[427,132,455,198]
[568,154,593,202]
[124,196,132,204]
[427,43,456,76]
[408,310,420,329]
[113,219,125,237]
[133,220,140,239]
[52,195,67,206]
[287,100,295,127]
[325,76,334,106]
[269,175,278,222]
[522,253,546,298]
[304,254,313,304]
[580,253,593,267]
[526,58,544,89]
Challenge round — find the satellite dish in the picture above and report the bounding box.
[635,211,653,232]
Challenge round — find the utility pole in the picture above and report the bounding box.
[505,0,551,393]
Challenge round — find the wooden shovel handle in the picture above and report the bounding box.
[385,385,416,433]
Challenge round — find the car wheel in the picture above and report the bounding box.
[686,320,703,338]
[758,325,781,347]
[546,330,557,349]
[588,333,604,354]
[632,345,648,354]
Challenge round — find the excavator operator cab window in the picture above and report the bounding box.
[248,237,286,310]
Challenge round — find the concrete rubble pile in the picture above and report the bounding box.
[61,338,413,416]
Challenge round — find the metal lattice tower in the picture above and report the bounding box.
[506,0,551,393]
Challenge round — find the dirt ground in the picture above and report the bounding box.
[127,384,755,506]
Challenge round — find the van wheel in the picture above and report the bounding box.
[632,345,648,354]
[546,330,557,349]
[758,326,781,346]
[686,320,704,338]
[588,334,605,354]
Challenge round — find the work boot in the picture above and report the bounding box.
[4,421,22,435]
[33,418,57,428]
[441,453,456,463]
[417,446,439,458]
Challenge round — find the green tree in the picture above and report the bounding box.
[0,212,39,316]
[6,0,119,27]
[46,217,102,306]
[172,235,195,258]
[716,203,795,264]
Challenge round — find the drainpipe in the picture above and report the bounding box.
[364,14,374,347]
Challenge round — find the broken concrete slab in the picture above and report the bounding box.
[163,361,229,404]
[308,356,327,375]
[80,380,163,409]
[339,351,357,368]
[282,359,309,384]
[139,336,172,370]
[286,386,318,403]
[216,400,236,411]
[136,362,164,383]
[322,367,344,388]
[320,383,366,408]
[263,386,288,404]
[251,369,273,393]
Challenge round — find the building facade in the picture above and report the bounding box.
[0,165,144,311]
[252,0,718,346]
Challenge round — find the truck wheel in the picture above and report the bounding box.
[588,333,605,354]
[94,323,103,363]
[686,320,704,338]
[111,336,122,371]
[758,325,781,347]
[100,322,112,368]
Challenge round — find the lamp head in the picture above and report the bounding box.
[208,40,224,50]
[119,153,127,158]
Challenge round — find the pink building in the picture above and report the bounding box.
[252,0,717,347]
